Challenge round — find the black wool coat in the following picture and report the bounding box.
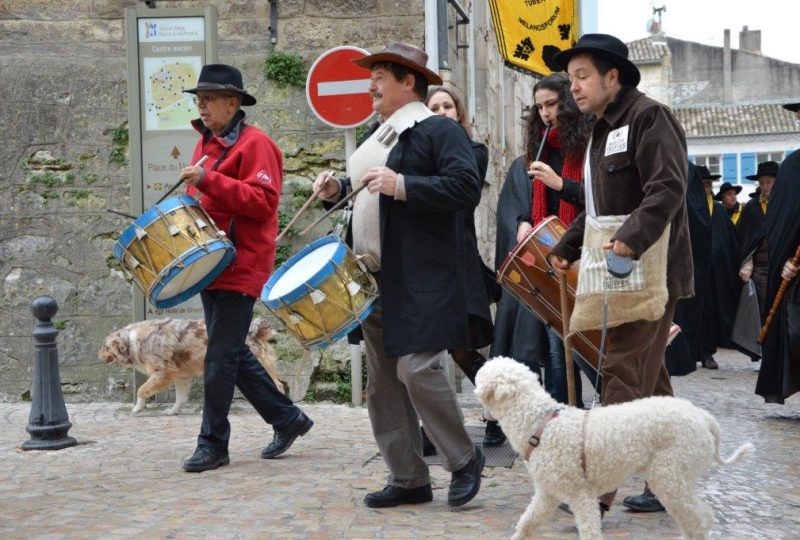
[333,114,482,357]
[758,149,800,403]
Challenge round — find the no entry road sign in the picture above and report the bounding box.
[306,46,375,129]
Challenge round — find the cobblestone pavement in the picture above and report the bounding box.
[2,348,799,539]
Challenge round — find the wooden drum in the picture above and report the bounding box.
[496,216,604,374]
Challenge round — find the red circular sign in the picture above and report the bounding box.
[306,46,375,129]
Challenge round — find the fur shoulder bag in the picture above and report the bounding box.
[569,215,669,333]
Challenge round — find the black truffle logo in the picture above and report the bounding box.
[514,37,535,61]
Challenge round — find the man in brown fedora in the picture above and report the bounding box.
[178,64,313,473]
[547,33,692,514]
[312,43,485,508]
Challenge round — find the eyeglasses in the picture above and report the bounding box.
[192,94,235,106]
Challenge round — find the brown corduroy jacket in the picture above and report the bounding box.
[550,87,694,299]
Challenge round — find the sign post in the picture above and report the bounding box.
[124,6,217,324]
[124,6,218,404]
[306,46,375,405]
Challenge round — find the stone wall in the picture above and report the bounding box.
[0,0,534,403]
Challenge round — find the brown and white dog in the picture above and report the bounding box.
[99,318,284,415]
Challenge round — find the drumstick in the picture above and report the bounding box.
[155,155,209,205]
[558,273,578,407]
[527,122,552,177]
[105,208,137,220]
[275,176,330,243]
[299,183,368,236]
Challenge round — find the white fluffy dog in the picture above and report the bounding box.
[474,356,754,540]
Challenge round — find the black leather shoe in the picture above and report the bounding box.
[261,411,314,459]
[483,420,507,447]
[448,447,485,507]
[364,484,433,508]
[182,447,230,472]
[701,354,719,370]
[623,492,665,512]
[421,426,437,456]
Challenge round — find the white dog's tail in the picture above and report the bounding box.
[716,442,754,465]
[709,417,754,465]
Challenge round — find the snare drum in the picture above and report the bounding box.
[497,216,604,373]
[261,235,378,349]
[114,195,235,309]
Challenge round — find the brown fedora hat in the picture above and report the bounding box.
[183,64,257,106]
[353,42,443,85]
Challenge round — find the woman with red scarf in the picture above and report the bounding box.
[491,73,591,410]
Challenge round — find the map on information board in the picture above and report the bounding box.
[143,56,202,131]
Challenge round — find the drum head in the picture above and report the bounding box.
[266,242,339,301]
[150,240,235,308]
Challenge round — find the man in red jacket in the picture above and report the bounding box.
[178,64,312,472]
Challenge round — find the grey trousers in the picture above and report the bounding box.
[361,303,475,489]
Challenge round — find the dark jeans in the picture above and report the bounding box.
[198,289,299,453]
[544,326,584,408]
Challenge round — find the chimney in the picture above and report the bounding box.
[723,29,732,104]
[739,25,762,54]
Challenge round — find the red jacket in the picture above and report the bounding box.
[186,112,282,298]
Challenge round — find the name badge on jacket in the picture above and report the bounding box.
[604,125,629,156]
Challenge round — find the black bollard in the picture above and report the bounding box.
[21,296,77,450]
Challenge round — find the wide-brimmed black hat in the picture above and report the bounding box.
[353,42,443,85]
[783,102,800,112]
[553,33,640,86]
[745,160,779,180]
[696,165,721,181]
[714,181,742,200]
[183,64,257,106]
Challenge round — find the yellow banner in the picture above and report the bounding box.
[488,0,578,77]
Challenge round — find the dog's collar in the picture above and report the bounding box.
[522,408,561,461]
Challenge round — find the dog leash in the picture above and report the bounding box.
[589,296,609,409]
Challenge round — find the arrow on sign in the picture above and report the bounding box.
[171,147,181,159]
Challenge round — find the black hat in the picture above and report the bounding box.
[749,186,761,198]
[353,42,443,85]
[745,160,779,180]
[183,64,257,106]
[553,33,641,86]
[714,182,742,200]
[696,165,721,181]
[783,102,800,112]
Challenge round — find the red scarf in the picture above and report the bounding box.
[531,127,584,227]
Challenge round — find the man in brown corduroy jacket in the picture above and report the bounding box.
[548,34,693,514]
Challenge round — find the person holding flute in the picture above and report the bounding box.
[178,64,313,473]
[491,72,590,431]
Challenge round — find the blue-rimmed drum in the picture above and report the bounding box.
[114,194,235,308]
[261,235,377,349]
